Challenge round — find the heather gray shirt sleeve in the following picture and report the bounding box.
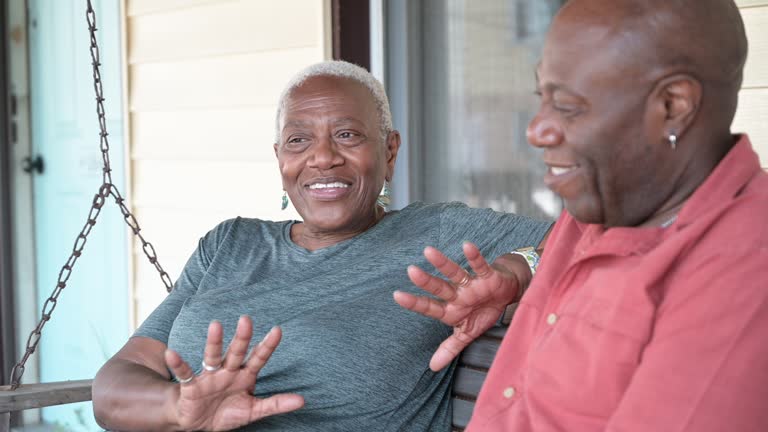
[134,219,236,344]
[437,202,551,262]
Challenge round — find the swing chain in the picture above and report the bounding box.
[7,0,172,390]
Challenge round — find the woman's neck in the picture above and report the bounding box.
[291,206,387,251]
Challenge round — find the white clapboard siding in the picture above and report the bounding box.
[125,0,329,326]
[129,48,322,111]
[741,7,768,89]
[736,4,768,167]
[733,88,768,166]
[736,1,768,8]
[127,0,221,16]
[130,108,278,162]
[128,0,323,63]
[131,159,286,212]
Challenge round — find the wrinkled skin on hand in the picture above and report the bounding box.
[394,242,523,371]
[165,316,305,431]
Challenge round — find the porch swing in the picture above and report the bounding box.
[0,2,509,430]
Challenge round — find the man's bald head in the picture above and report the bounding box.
[555,0,747,122]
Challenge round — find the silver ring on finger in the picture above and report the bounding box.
[178,374,194,384]
[476,269,493,279]
[457,271,472,287]
[202,359,222,372]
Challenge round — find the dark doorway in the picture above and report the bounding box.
[332,0,370,70]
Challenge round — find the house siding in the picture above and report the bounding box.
[124,0,331,327]
[735,1,768,167]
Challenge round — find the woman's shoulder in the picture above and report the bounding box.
[398,200,470,216]
[202,217,295,249]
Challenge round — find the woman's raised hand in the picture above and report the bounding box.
[164,316,304,431]
[394,242,524,372]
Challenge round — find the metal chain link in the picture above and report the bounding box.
[7,0,173,390]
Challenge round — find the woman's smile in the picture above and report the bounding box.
[305,180,352,200]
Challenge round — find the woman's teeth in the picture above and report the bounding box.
[309,182,350,189]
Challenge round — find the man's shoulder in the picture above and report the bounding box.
[701,169,768,248]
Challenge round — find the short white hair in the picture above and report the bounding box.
[274,60,393,143]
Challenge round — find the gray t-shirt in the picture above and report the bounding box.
[135,201,551,431]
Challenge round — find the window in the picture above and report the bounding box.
[385,0,564,219]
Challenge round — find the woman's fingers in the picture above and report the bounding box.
[250,393,305,422]
[429,331,474,372]
[463,242,494,280]
[202,320,224,372]
[223,316,254,371]
[165,349,195,384]
[393,289,447,321]
[407,264,457,302]
[244,326,282,377]
[424,247,471,288]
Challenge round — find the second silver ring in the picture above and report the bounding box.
[202,360,222,372]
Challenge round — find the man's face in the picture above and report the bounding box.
[527,10,665,227]
[275,75,396,233]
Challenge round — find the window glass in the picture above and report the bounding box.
[417,0,564,219]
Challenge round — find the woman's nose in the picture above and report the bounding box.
[308,137,343,169]
[527,114,563,148]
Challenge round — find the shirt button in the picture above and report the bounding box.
[547,313,558,325]
[503,386,516,399]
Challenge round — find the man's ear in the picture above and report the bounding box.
[652,74,702,140]
[385,130,402,180]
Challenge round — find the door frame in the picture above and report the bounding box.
[1,0,17,390]
[4,0,41,425]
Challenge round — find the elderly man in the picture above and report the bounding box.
[399,0,768,431]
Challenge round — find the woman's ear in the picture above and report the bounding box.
[385,130,402,180]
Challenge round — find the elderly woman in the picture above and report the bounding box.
[92,61,550,431]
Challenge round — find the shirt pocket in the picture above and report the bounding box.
[526,292,656,418]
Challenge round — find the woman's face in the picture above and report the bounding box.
[274,75,399,234]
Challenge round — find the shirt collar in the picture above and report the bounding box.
[675,134,762,229]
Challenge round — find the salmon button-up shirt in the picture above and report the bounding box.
[468,135,768,432]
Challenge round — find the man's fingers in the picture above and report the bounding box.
[424,247,471,287]
[250,394,305,421]
[165,349,195,384]
[202,320,224,372]
[244,326,281,376]
[223,316,254,371]
[407,265,458,302]
[463,242,494,279]
[428,333,474,372]
[393,290,447,321]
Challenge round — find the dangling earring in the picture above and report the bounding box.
[376,180,391,209]
[668,133,677,150]
[281,191,289,210]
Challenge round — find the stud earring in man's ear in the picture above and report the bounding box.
[668,133,678,150]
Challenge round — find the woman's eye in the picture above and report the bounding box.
[283,136,311,152]
[335,131,365,145]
